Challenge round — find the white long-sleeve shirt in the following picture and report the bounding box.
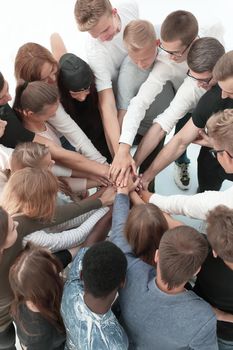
[155,77,205,134]
[119,55,188,145]
[149,186,233,220]
[49,104,106,164]
[23,207,109,251]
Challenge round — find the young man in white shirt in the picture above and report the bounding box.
[110,10,224,189]
[141,108,233,220]
[74,0,139,156]
[134,37,225,187]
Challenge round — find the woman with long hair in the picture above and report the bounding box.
[13,80,106,190]
[9,243,66,349]
[0,167,112,251]
[14,42,109,165]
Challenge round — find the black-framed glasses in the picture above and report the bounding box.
[159,39,194,58]
[209,148,233,159]
[187,70,212,84]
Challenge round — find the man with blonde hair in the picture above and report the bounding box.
[74,0,139,156]
[117,20,175,188]
[194,205,233,349]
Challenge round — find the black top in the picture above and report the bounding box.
[0,104,35,148]
[60,87,112,163]
[192,84,233,128]
[194,252,233,341]
[16,304,65,350]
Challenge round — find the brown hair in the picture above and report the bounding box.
[123,20,156,51]
[213,51,233,81]
[187,37,225,73]
[13,81,59,118]
[161,10,198,45]
[9,243,65,333]
[124,204,168,265]
[14,42,58,82]
[11,142,50,173]
[0,72,4,92]
[11,142,76,202]
[1,167,58,222]
[207,205,233,262]
[0,206,9,257]
[159,226,208,290]
[74,0,112,31]
[206,109,233,155]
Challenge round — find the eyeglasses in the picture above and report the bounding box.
[209,148,233,159]
[159,39,194,58]
[187,70,212,84]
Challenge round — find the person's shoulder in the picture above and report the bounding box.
[116,0,139,19]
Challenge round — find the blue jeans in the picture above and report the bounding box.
[218,337,233,350]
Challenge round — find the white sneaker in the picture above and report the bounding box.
[174,163,190,190]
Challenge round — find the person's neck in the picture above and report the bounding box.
[84,290,115,315]
[156,267,186,295]
[23,120,46,133]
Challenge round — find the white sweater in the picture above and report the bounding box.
[149,186,233,220]
[23,207,109,251]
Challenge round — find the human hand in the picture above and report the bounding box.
[117,173,140,195]
[96,164,112,187]
[109,144,137,185]
[99,186,116,206]
[192,129,213,148]
[0,120,7,138]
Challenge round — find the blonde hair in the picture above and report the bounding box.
[213,51,233,81]
[206,109,233,154]
[124,20,156,51]
[11,142,78,202]
[1,168,58,222]
[11,142,50,173]
[74,0,112,31]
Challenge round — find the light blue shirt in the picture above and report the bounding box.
[61,247,129,350]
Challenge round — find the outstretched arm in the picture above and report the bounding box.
[141,118,200,189]
[50,32,67,61]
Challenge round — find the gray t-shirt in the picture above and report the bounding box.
[117,55,175,135]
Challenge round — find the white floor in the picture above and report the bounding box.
[1,1,231,348]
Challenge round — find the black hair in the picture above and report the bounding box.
[82,241,127,298]
[0,72,5,92]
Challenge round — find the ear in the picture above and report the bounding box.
[112,8,117,15]
[22,109,33,118]
[154,249,159,264]
[194,266,201,276]
[155,39,160,47]
[212,249,218,258]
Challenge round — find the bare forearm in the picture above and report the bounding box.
[134,123,166,167]
[143,136,187,182]
[118,109,127,130]
[98,89,120,156]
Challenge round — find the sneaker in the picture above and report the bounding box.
[173,162,190,190]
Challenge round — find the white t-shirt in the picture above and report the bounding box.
[86,0,139,92]
[155,77,205,134]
